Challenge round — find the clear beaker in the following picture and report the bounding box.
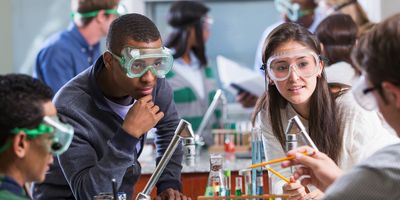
[205,154,226,196]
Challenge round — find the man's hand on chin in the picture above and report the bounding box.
[155,188,191,200]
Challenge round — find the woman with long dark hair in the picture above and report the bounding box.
[165,0,219,145]
[316,14,360,86]
[252,22,398,199]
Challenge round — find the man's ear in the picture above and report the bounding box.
[95,10,107,23]
[382,81,400,109]
[103,51,113,70]
[12,132,28,158]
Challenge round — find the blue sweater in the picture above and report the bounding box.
[33,56,183,200]
[34,23,100,93]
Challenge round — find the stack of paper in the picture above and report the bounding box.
[217,55,265,97]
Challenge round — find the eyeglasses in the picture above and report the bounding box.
[264,49,321,81]
[352,75,378,111]
[108,47,174,79]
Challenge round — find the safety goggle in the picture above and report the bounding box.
[9,116,74,155]
[70,4,127,18]
[352,75,378,111]
[109,47,174,79]
[265,49,321,81]
[274,0,313,22]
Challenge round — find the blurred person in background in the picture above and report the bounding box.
[34,0,120,93]
[316,14,360,86]
[317,0,375,37]
[165,0,220,145]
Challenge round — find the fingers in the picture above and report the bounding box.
[236,92,258,108]
[283,180,307,200]
[294,166,311,178]
[300,178,312,188]
[157,188,186,200]
[139,95,153,103]
[287,146,316,157]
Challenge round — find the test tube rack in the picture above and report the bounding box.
[208,129,251,153]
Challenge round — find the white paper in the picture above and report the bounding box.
[217,55,264,97]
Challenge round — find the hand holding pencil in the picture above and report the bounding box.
[281,146,344,192]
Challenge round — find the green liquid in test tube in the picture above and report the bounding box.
[235,176,242,198]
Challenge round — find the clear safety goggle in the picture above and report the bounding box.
[274,0,313,22]
[265,49,321,81]
[109,47,174,79]
[9,116,74,156]
[70,4,127,18]
[352,75,378,111]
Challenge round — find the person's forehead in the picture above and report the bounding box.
[124,38,162,49]
[274,41,309,54]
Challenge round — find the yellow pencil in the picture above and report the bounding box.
[247,155,295,169]
[265,166,290,183]
[247,152,312,169]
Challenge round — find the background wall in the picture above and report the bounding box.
[0,0,399,74]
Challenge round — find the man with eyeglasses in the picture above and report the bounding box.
[33,13,189,200]
[34,0,121,93]
[281,13,400,199]
[0,74,73,200]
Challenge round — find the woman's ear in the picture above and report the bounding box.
[12,132,28,158]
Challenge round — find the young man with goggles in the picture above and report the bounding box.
[34,0,121,93]
[33,14,189,200]
[281,13,400,199]
[0,74,73,200]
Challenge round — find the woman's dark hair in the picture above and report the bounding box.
[316,14,360,75]
[253,23,342,164]
[165,0,209,67]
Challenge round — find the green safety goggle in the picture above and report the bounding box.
[274,0,313,22]
[108,47,174,79]
[71,9,119,18]
[0,116,74,155]
[71,3,127,19]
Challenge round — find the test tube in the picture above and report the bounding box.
[239,169,252,196]
[235,176,242,197]
[224,170,231,197]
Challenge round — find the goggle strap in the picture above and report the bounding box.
[71,9,118,18]
[11,124,54,138]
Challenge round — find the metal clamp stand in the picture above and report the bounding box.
[136,119,194,200]
[195,89,227,149]
[285,115,318,151]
